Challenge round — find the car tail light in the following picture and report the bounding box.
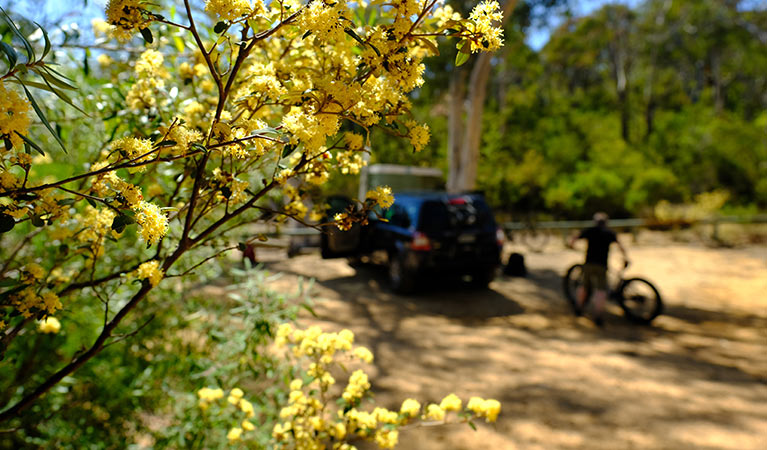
[496,227,505,246]
[410,232,432,251]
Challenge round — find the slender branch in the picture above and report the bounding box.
[58,263,141,297]
[0,149,203,199]
[167,245,238,278]
[0,317,32,353]
[0,282,153,422]
[103,314,155,349]
[0,229,43,275]
[207,133,286,149]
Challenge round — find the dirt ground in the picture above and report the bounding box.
[261,231,767,450]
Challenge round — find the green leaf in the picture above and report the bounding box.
[14,131,45,156]
[57,198,76,206]
[5,78,51,92]
[301,303,318,318]
[281,144,297,158]
[190,142,208,153]
[0,42,17,72]
[173,36,185,53]
[0,8,34,62]
[455,48,470,67]
[418,37,439,56]
[35,22,51,59]
[111,214,135,233]
[33,66,77,90]
[155,140,177,148]
[43,64,75,83]
[139,27,153,44]
[467,420,477,431]
[214,21,227,34]
[32,71,88,116]
[0,278,19,287]
[459,39,473,54]
[0,213,15,233]
[344,28,366,48]
[30,215,45,227]
[20,82,67,153]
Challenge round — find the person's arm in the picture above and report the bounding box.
[567,230,582,248]
[615,237,630,267]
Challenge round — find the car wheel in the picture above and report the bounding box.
[388,252,415,294]
[471,266,496,288]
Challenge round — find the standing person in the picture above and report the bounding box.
[567,212,629,326]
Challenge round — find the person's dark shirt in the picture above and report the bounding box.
[579,226,617,267]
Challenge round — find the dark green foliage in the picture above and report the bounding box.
[369,0,767,218]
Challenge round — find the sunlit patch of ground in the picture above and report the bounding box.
[261,232,767,449]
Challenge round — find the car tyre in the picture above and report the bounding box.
[471,266,496,288]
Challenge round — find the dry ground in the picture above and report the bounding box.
[260,231,767,450]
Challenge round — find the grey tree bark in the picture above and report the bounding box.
[447,0,518,193]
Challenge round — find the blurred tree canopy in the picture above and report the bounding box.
[371,0,767,219]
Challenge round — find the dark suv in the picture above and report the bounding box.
[321,192,504,293]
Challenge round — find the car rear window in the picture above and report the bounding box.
[417,197,494,232]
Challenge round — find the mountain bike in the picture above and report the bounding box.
[562,263,663,324]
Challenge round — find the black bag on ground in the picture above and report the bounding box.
[504,252,526,277]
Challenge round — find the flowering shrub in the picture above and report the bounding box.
[0,0,504,433]
[190,324,500,449]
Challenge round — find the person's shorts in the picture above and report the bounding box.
[583,263,608,292]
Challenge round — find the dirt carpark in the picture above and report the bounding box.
[260,230,767,450]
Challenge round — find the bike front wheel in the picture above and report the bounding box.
[618,278,663,324]
[562,264,586,313]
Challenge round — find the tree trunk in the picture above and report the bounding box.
[447,0,518,193]
[447,69,467,192]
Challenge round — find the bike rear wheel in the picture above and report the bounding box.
[618,277,663,324]
[562,264,587,313]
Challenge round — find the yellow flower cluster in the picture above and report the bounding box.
[211,168,250,204]
[76,206,117,258]
[271,324,502,449]
[179,62,207,81]
[336,150,367,175]
[23,263,46,281]
[282,184,308,220]
[126,49,169,110]
[135,260,163,287]
[406,120,431,153]
[133,201,169,246]
[466,396,502,422]
[110,136,155,168]
[365,185,394,209]
[105,0,148,41]
[134,49,165,76]
[205,0,253,21]
[467,1,505,53]
[333,212,354,231]
[38,316,61,334]
[197,386,256,442]
[91,167,144,208]
[299,0,349,43]
[0,82,31,150]
[197,387,224,404]
[11,288,62,318]
[159,122,202,157]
